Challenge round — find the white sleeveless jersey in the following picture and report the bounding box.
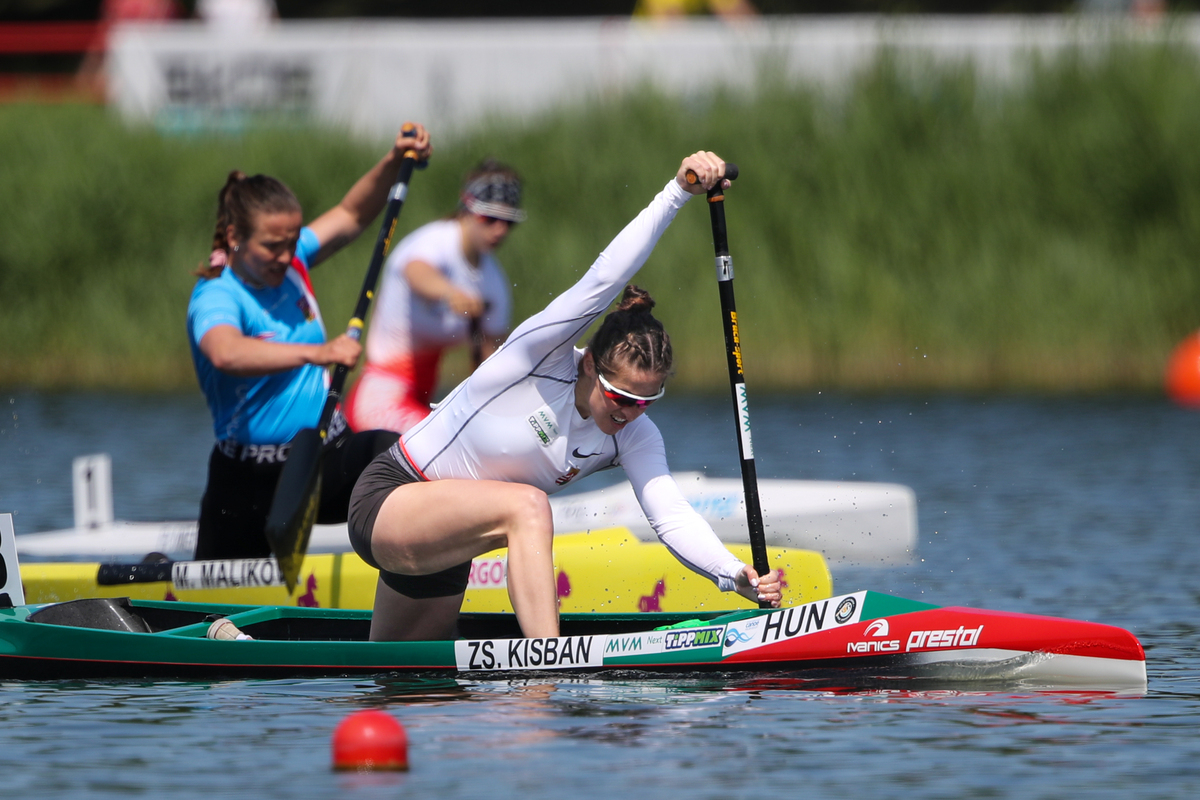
[396,179,745,591]
[366,219,511,364]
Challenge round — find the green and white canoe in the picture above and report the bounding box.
[0,591,1147,689]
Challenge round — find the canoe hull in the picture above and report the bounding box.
[0,591,1147,689]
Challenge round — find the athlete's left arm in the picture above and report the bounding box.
[619,420,747,593]
[305,124,433,267]
[621,420,782,607]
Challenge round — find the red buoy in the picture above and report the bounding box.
[331,709,409,771]
[1166,331,1200,407]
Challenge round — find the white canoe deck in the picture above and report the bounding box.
[16,458,916,565]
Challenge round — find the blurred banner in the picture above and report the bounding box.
[107,16,1200,138]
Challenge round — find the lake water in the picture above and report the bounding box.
[1,389,1198,798]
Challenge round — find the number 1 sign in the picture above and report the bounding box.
[0,513,25,606]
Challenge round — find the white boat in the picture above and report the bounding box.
[15,454,917,565]
[547,471,916,565]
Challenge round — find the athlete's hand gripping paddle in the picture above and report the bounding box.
[265,124,427,593]
[687,164,772,608]
[468,301,494,371]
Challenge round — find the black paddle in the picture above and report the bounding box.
[468,300,494,370]
[469,316,484,370]
[687,164,771,609]
[97,558,282,587]
[265,124,426,593]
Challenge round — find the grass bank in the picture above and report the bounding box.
[3,40,1200,393]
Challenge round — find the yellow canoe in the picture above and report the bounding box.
[21,527,831,613]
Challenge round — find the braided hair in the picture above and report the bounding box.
[194,171,302,278]
[588,285,673,378]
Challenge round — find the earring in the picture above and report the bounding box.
[233,245,240,252]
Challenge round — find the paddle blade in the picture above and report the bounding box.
[265,428,323,593]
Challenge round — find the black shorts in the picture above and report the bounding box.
[348,447,472,599]
[195,428,399,560]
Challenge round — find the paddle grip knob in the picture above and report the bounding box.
[685,163,738,186]
[398,122,429,168]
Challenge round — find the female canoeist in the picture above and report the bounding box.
[343,160,519,434]
[187,125,434,560]
[348,151,784,641]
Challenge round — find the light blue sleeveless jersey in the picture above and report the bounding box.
[188,227,330,445]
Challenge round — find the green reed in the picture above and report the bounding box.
[3,39,1199,392]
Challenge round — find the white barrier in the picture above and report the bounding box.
[108,15,1200,139]
[1,513,25,606]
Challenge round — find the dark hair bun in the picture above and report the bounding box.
[617,284,655,313]
[588,284,672,377]
[222,169,246,190]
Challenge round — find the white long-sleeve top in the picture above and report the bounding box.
[394,178,746,592]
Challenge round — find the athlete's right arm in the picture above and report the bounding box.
[473,178,694,386]
[404,260,485,319]
[199,326,360,377]
[305,124,433,267]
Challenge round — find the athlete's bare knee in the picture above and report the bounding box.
[504,484,552,536]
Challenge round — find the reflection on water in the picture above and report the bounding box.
[365,676,476,705]
[0,664,1196,798]
[2,391,1200,797]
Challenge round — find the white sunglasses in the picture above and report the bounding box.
[597,371,666,409]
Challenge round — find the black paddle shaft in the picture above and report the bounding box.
[317,141,424,436]
[265,126,425,590]
[692,165,772,605]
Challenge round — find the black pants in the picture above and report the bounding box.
[348,448,473,599]
[195,429,399,560]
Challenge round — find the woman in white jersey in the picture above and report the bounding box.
[344,161,518,434]
[348,151,783,641]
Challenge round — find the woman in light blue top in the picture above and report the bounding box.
[187,124,432,560]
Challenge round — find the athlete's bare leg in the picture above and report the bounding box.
[368,579,463,641]
[369,478,558,639]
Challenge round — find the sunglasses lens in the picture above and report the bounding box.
[603,389,657,409]
[605,391,639,408]
[596,371,663,409]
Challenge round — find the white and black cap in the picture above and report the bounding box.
[461,173,526,223]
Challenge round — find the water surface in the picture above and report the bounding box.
[0,390,1197,798]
